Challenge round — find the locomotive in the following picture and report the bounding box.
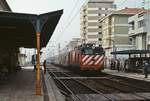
[51,43,105,71]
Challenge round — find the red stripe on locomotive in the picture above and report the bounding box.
[80,54,105,70]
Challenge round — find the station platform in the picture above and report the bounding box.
[0,66,65,101]
[0,66,43,101]
[103,69,150,82]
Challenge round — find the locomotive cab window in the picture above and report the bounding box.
[94,47,104,55]
[83,48,93,55]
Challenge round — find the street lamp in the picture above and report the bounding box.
[111,40,116,59]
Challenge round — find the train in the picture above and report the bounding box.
[50,43,105,71]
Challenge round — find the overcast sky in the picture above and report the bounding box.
[6,0,144,60]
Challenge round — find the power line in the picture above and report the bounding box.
[56,0,89,41]
[49,0,84,47]
[49,0,83,47]
[64,0,81,24]
[55,0,81,41]
[56,0,129,44]
[55,0,83,40]
[59,0,128,40]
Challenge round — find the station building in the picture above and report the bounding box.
[128,11,150,50]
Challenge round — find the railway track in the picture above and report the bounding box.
[47,64,150,101]
[48,71,113,101]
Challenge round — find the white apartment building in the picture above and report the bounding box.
[80,0,116,45]
[128,11,150,50]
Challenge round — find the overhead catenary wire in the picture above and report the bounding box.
[47,0,141,58]
[48,0,84,48]
[56,0,131,42]
[56,0,89,41]
[63,0,81,26]
[53,0,135,52]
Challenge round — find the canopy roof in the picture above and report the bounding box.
[0,10,63,48]
[111,50,150,55]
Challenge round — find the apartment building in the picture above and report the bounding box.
[101,8,145,67]
[0,0,11,11]
[128,11,150,50]
[80,0,116,45]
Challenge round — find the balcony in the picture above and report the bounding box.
[128,27,147,36]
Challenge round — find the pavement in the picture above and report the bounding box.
[0,66,43,101]
[103,69,150,82]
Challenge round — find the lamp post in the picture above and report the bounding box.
[112,40,116,59]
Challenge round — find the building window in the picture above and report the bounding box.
[98,13,101,16]
[98,26,102,28]
[98,32,102,35]
[138,20,145,28]
[98,38,102,41]
[129,21,135,30]
[83,8,86,12]
[129,37,133,45]
[138,12,144,18]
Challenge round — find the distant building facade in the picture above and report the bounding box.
[61,38,81,53]
[101,8,145,67]
[0,0,11,11]
[18,54,27,66]
[101,8,145,58]
[128,11,150,50]
[80,0,116,45]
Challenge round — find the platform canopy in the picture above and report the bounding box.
[0,10,63,48]
[111,50,150,55]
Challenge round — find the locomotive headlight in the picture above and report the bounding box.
[92,46,95,49]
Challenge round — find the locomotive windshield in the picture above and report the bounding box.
[80,44,104,55]
[82,48,93,54]
[94,46,104,55]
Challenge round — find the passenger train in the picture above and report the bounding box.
[51,44,105,71]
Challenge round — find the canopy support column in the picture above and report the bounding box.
[36,20,41,96]
[36,32,41,95]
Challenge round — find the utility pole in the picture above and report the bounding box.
[111,40,116,59]
[58,43,60,57]
[143,0,149,55]
[53,48,55,57]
